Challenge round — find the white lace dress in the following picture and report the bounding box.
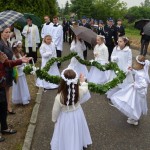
[106,46,134,98]
[36,42,60,89]
[111,62,150,120]
[12,55,30,105]
[50,82,92,150]
[87,43,110,84]
[68,40,88,78]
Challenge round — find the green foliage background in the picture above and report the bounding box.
[0,0,58,21]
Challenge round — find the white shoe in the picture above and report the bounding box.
[127,118,132,121]
[127,119,138,126]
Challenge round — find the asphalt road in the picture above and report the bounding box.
[31,43,150,150]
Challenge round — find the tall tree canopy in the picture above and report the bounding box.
[70,0,127,21]
[0,0,57,20]
[70,0,93,18]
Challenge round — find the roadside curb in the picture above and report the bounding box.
[22,87,43,150]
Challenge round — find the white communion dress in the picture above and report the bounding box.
[111,60,150,120]
[87,43,110,84]
[12,55,30,105]
[50,82,92,150]
[68,40,88,78]
[107,46,134,98]
[36,42,60,89]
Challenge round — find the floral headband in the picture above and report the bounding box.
[136,55,145,65]
[61,68,79,107]
[13,41,22,47]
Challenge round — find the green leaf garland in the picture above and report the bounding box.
[23,52,126,94]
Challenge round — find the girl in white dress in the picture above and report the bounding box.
[68,35,88,78]
[36,35,60,90]
[50,68,92,150]
[107,37,134,98]
[87,35,109,84]
[12,41,31,105]
[111,55,150,125]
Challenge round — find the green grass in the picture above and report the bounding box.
[125,28,140,39]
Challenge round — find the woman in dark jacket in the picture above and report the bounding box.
[0,52,30,142]
[0,27,15,114]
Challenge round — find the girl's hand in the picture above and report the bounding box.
[79,73,85,83]
[21,55,32,63]
[128,66,132,70]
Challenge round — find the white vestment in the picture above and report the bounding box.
[22,24,40,53]
[51,23,63,51]
[41,22,53,38]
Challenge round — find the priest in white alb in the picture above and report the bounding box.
[22,17,40,63]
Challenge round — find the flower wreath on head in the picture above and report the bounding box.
[13,41,22,47]
[136,55,145,65]
[61,68,79,107]
[136,55,150,83]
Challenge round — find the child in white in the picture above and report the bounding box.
[111,55,150,125]
[87,35,109,84]
[36,35,60,89]
[68,35,88,78]
[12,41,30,105]
[107,37,134,98]
[51,68,92,150]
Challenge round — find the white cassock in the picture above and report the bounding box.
[106,46,134,98]
[22,24,40,53]
[41,22,53,38]
[51,23,63,51]
[111,60,150,120]
[87,43,110,84]
[9,28,22,46]
[12,55,30,105]
[36,42,60,89]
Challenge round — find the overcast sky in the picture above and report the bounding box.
[57,0,144,8]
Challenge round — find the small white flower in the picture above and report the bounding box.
[115,71,119,74]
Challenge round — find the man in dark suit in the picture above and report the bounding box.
[116,19,125,37]
[97,20,105,35]
[103,18,118,61]
[62,18,69,42]
[79,16,91,59]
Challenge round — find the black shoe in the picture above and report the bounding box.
[108,99,114,107]
[2,129,17,135]
[0,136,5,142]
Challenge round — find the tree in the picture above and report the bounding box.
[0,0,57,21]
[141,0,150,7]
[91,0,127,22]
[125,6,150,23]
[63,1,70,15]
[70,0,94,18]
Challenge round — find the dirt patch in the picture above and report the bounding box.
[129,36,150,54]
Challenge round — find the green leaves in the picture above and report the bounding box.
[23,52,126,94]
